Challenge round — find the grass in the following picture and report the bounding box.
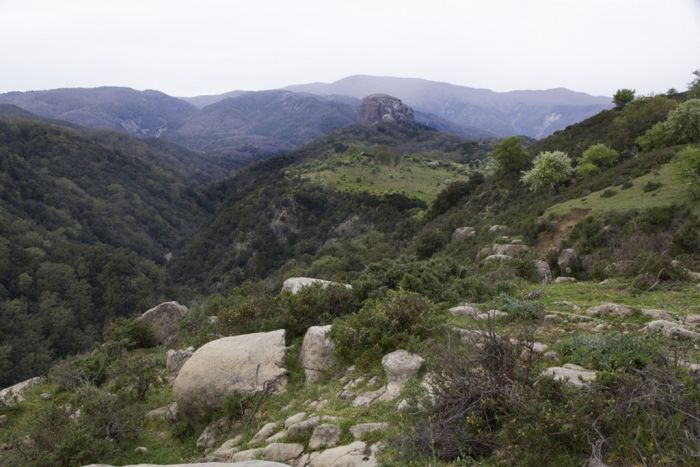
[288,151,471,202]
[548,163,699,217]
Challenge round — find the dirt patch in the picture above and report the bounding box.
[535,209,590,255]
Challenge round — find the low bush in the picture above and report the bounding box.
[493,294,545,321]
[103,318,156,349]
[556,333,664,371]
[329,290,441,368]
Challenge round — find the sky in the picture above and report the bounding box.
[1,0,699,97]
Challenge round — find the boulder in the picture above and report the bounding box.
[644,320,700,340]
[299,325,337,384]
[492,243,530,257]
[0,376,44,407]
[349,422,388,439]
[685,314,700,326]
[250,422,279,445]
[475,246,493,262]
[145,402,178,422]
[475,310,509,321]
[284,412,307,428]
[166,348,194,376]
[137,301,189,345]
[358,94,414,126]
[381,350,423,400]
[541,364,597,387]
[174,330,287,422]
[263,443,303,463]
[488,224,507,234]
[585,303,634,317]
[534,260,551,282]
[281,277,352,295]
[554,276,576,283]
[207,435,244,460]
[309,424,341,449]
[557,249,578,274]
[231,449,264,462]
[642,309,676,321]
[307,441,378,467]
[286,416,320,442]
[196,417,231,449]
[85,464,291,467]
[451,227,476,243]
[448,304,479,317]
[482,254,513,264]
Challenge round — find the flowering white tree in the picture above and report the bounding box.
[521,151,573,193]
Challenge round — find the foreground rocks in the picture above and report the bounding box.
[174,330,287,422]
[299,326,337,384]
[350,350,423,407]
[85,462,293,467]
[137,301,189,345]
[281,278,352,295]
[541,364,597,387]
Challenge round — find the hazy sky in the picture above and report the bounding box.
[1,0,699,97]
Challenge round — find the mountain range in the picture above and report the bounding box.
[0,75,612,166]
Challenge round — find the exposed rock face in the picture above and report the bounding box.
[173,330,287,422]
[300,325,337,383]
[309,424,341,449]
[306,441,379,467]
[0,376,44,407]
[137,301,189,345]
[541,364,597,387]
[281,277,352,295]
[557,248,579,274]
[263,443,304,462]
[451,226,476,243]
[534,260,551,282]
[449,304,479,317]
[358,94,414,126]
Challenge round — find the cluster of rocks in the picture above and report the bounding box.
[357,94,414,126]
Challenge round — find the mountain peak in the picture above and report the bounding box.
[358,94,414,126]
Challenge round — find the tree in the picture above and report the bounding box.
[521,151,573,193]
[613,89,635,109]
[576,144,619,176]
[489,136,530,174]
[689,70,700,97]
[666,99,700,144]
[674,146,700,199]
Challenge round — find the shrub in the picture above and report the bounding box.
[556,333,663,371]
[329,290,440,368]
[278,283,358,339]
[104,318,155,349]
[642,181,662,192]
[613,89,635,109]
[601,189,617,198]
[489,136,530,174]
[577,144,620,177]
[211,282,282,337]
[521,151,573,193]
[673,145,700,198]
[493,294,545,321]
[414,229,447,258]
[666,99,700,144]
[108,353,159,400]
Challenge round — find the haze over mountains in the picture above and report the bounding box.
[0,75,611,166]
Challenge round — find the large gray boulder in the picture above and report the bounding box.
[300,325,337,383]
[306,441,378,467]
[137,301,189,345]
[173,330,287,422]
[492,243,530,257]
[380,350,423,401]
[541,364,597,387]
[358,94,414,126]
[451,226,476,243]
[281,277,352,295]
[0,376,44,407]
[557,248,579,274]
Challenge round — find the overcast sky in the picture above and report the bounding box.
[1,0,699,97]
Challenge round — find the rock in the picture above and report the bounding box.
[207,435,245,460]
[337,390,355,401]
[397,399,409,411]
[174,330,287,422]
[451,227,475,243]
[644,320,700,340]
[145,402,178,422]
[300,325,337,384]
[309,424,341,449]
[492,243,530,257]
[544,314,562,324]
[544,351,560,360]
[263,443,304,462]
[265,430,287,444]
[0,415,6,426]
[0,376,44,408]
[231,448,265,462]
[306,441,378,467]
[642,309,676,321]
[380,350,423,401]
[482,254,513,263]
[554,276,576,283]
[358,94,414,126]
[475,310,509,321]
[88,463,291,467]
[541,364,597,387]
[349,422,389,439]
[166,348,194,376]
[352,388,385,408]
[448,304,479,317]
[585,303,634,317]
[488,224,507,234]
[286,416,320,442]
[134,446,148,454]
[475,246,493,262]
[39,392,51,400]
[534,260,551,282]
[281,277,351,295]
[557,248,579,274]
[196,418,231,449]
[136,301,189,345]
[284,412,307,428]
[251,422,279,445]
[685,314,700,326]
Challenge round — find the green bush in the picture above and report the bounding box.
[577,144,619,177]
[600,189,617,198]
[278,283,359,340]
[329,290,440,368]
[556,333,663,371]
[104,318,156,349]
[642,181,662,192]
[414,229,447,258]
[493,294,545,321]
[211,282,282,337]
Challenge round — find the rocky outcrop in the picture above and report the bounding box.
[449,304,479,317]
[358,94,414,126]
[299,325,337,383]
[173,330,287,422]
[281,277,352,295]
[644,320,700,340]
[585,303,634,317]
[492,243,530,257]
[0,376,44,407]
[309,424,341,450]
[137,301,189,345]
[557,249,579,274]
[306,441,379,467]
[534,260,551,282]
[451,226,475,243]
[541,364,597,387]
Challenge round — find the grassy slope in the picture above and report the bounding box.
[548,162,699,216]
